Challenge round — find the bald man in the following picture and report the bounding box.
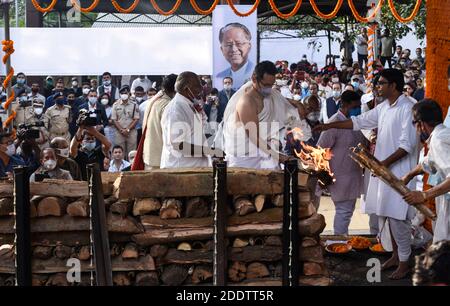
[50,137,82,180]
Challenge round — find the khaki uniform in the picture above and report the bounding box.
[12,101,36,128]
[111,99,139,157]
[44,105,71,142]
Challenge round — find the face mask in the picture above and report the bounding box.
[56,148,69,158]
[72,81,78,87]
[187,87,203,104]
[224,84,232,91]
[404,77,411,83]
[301,82,309,89]
[341,66,348,71]
[83,142,96,151]
[352,82,360,90]
[307,112,320,122]
[420,131,429,143]
[46,80,53,86]
[6,144,15,157]
[34,107,43,115]
[43,159,57,171]
[348,107,362,117]
[332,90,341,98]
[17,79,25,85]
[275,79,284,86]
[332,77,339,83]
[135,97,143,103]
[120,94,129,101]
[101,98,109,106]
[82,88,90,95]
[19,96,28,104]
[88,97,97,105]
[293,94,301,101]
[55,99,64,106]
[103,80,111,86]
[32,88,39,94]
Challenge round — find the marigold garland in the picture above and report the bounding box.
[1,40,16,129]
[309,0,343,19]
[149,0,183,16]
[388,0,422,23]
[70,0,100,13]
[190,0,220,15]
[268,0,302,19]
[111,0,141,14]
[30,0,58,13]
[348,0,384,23]
[227,0,260,17]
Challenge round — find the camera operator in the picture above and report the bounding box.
[0,132,25,178]
[50,137,82,181]
[12,89,36,128]
[15,127,41,175]
[70,124,111,181]
[31,101,50,150]
[44,92,71,142]
[79,89,108,133]
[29,148,73,182]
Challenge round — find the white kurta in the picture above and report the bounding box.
[351,95,419,220]
[160,93,209,168]
[421,124,450,243]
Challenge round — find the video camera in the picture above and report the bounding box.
[18,121,45,139]
[34,172,50,182]
[76,109,101,127]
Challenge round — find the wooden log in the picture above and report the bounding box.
[149,244,168,258]
[122,243,139,259]
[301,237,319,248]
[271,194,283,207]
[33,246,54,260]
[113,168,309,199]
[135,271,159,286]
[77,246,91,261]
[132,198,161,216]
[66,199,89,217]
[101,172,120,196]
[0,180,89,198]
[191,241,206,250]
[110,200,133,217]
[303,262,327,276]
[110,244,123,258]
[46,273,69,286]
[228,261,246,282]
[2,275,15,286]
[298,213,325,237]
[0,198,13,216]
[54,245,73,260]
[298,201,317,220]
[230,277,281,286]
[30,202,37,218]
[233,238,249,248]
[185,197,210,218]
[0,244,14,260]
[160,264,189,286]
[248,237,264,246]
[264,236,282,246]
[246,262,270,279]
[299,245,324,263]
[254,195,266,213]
[159,198,182,219]
[177,242,192,251]
[299,275,331,286]
[191,265,213,284]
[113,272,132,286]
[37,197,67,217]
[32,274,48,286]
[107,213,145,234]
[104,195,118,209]
[233,196,255,216]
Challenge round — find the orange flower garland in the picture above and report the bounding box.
[227,0,260,17]
[348,0,384,23]
[111,0,141,14]
[190,0,220,15]
[70,0,100,13]
[30,0,58,13]
[1,40,17,129]
[149,0,183,16]
[309,0,343,19]
[268,0,303,19]
[388,0,422,23]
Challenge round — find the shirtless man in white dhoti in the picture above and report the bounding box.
[315,68,419,280]
[221,61,298,169]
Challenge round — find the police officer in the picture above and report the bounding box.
[44,92,72,142]
[111,85,139,157]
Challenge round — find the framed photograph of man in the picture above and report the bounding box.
[212,5,257,91]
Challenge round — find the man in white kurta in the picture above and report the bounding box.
[160,73,209,169]
[315,69,419,279]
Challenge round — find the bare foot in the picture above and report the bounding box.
[388,263,410,280]
[381,255,399,271]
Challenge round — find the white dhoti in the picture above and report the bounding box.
[379,216,412,262]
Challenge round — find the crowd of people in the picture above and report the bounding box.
[0,31,448,284]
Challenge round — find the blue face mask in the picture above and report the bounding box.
[55,99,64,106]
[17,78,25,85]
[83,141,96,151]
[352,81,359,90]
[348,107,361,117]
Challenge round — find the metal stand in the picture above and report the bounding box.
[87,164,113,286]
[282,160,299,286]
[212,160,227,286]
[13,166,32,286]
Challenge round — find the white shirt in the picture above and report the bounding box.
[28,92,46,104]
[318,84,332,99]
[356,34,368,55]
[138,99,149,129]
[160,93,209,168]
[352,95,419,220]
[421,124,450,243]
[131,77,152,94]
[231,61,250,91]
[108,159,131,172]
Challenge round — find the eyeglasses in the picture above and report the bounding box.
[222,41,250,49]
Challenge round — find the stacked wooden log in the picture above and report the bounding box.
[0,168,330,286]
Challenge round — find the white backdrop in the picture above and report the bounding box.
[0,27,212,76]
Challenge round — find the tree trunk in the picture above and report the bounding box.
[185,197,210,218]
[246,262,270,279]
[132,198,161,216]
[37,197,67,217]
[228,261,246,282]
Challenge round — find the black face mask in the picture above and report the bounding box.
[420,131,430,143]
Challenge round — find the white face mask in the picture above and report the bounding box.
[88,97,97,105]
[72,81,78,87]
[333,90,341,98]
[332,77,339,83]
[223,84,232,90]
[82,88,90,95]
[301,82,309,89]
[56,148,69,158]
[6,144,15,157]
[307,112,321,122]
[34,107,43,115]
[101,99,109,106]
[135,97,143,103]
[43,159,57,171]
[293,94,301,101]
[120,94,129,101]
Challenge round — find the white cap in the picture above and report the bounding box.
[361,93,374,104]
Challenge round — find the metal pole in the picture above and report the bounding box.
[327,29,332,58]
[212,160,227,286]
[13,166,32,286]
[282,160,299,286]
[344,15,350,64]
[3,2,13,132]
[14,0,17,27]
[256,30,260,64]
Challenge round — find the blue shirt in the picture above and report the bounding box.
[0,154,26,178]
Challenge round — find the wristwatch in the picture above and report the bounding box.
[127,128,130,133]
